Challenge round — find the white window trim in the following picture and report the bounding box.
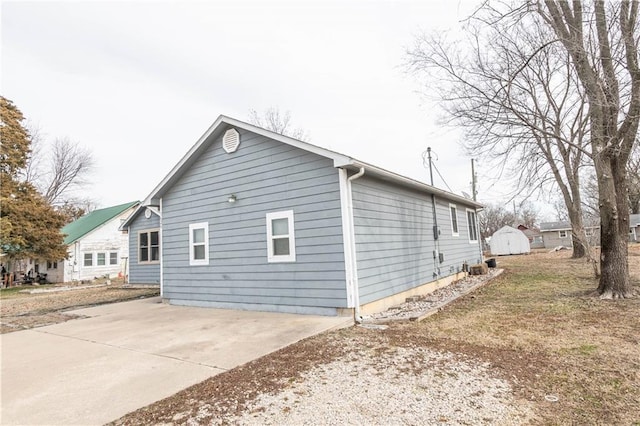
[266,210,296,263]
[109,252,118,265]
[189,222,210,266]
[449,203,459,237]
[97,252,106,266]
[559,230,568,238]
[83,253,93,267]
[466,208,479,243]
[138,229,160,264]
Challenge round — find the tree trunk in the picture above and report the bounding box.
[596,156,632,298]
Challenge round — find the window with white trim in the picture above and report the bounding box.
[97,252,106,266]
[266,210,296,262]
[449,204,459,236]
[83,253,93,267]
[559,230,568,238]
[466,209,478,243]
[189,222,209,266]
[109,252,118,265]
[139,230,160,263]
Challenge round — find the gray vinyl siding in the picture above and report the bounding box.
[541,230,573,248]
[128,212,161,284]
[436,200,483,272]
[161,128,346,315]
[352,177,481,305]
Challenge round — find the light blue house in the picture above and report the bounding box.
[121,116,483,318]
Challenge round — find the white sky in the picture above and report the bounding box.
[2,0,536,216]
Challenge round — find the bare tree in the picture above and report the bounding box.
[406,8,592,258]
[478,204,517,240]
[42,138,93,205]
[538,1,639,298]
[24,133,94,207]
[248,107,310,141]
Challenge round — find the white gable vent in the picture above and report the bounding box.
[223,128,240,153]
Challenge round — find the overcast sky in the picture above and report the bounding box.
[3,0,535,216]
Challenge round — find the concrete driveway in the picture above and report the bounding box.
[0,297,351,425]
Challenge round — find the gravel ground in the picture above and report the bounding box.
[364,268,503,323]
[114,268,529,426]
[187,345,532,426]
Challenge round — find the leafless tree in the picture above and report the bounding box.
[478,204,517,240]
[248,107,310,141]
[406,7,592,258]
[24,131,94,208]
[42,138,93,205]
[538,0,639,298]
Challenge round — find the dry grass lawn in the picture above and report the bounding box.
[113,245,640,425]
[0,283,159,333]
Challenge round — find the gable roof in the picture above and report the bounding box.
[142,115,483,209]
[539,221,572,232]
[62,201,139,245]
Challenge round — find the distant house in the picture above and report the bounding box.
[517,225,544,249]
[46,201,139,283]
[540,216,639,248]
[539,221,575,249]
[631,214,640,242]
[490,226,530,255]
[121,115,484,317]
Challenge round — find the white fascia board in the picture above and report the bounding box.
[119,205,161,230]
[143,115,352,205]
[140,113,481,211]
[343,160,484,209]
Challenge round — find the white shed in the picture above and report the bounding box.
[489,226,531,255]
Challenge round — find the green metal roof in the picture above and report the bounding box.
[61,201,138,245]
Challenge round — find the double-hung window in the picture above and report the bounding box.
[449,204,459,236]
[559,230,568,238]
[466,209,478,243]
[189,222,209,266]
[109,252,118,265]
[83,253,93,267]
[266,210,296,262]
[97,253,106,266]
[139,230,160,263]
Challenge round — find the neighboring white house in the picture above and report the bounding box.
[46,201,138,283]
[489,226,531,256]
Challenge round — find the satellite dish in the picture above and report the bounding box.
[462,191,471,199]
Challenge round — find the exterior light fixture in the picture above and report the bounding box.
[228,194,237,203]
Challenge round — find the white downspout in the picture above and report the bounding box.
[159,198,164,298]
[347,167,365,322]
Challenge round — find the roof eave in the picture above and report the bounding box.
[342,160,484,208]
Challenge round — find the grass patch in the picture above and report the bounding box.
[401,249,640,425]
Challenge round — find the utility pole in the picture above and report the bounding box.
[471,158,477,201]
[427,147,434,186]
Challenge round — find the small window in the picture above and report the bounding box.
[266,210,296,262]
[139,230,160,263]
[189,222,209,266]
[559,230,568,238]
[449,204,459,236]
[47,261,58,269]
[97,253,106,266]
[83,253,93,267]
[110,252,118,265]
[466,209,478,243]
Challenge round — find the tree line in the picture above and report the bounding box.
[406,1,638,298]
